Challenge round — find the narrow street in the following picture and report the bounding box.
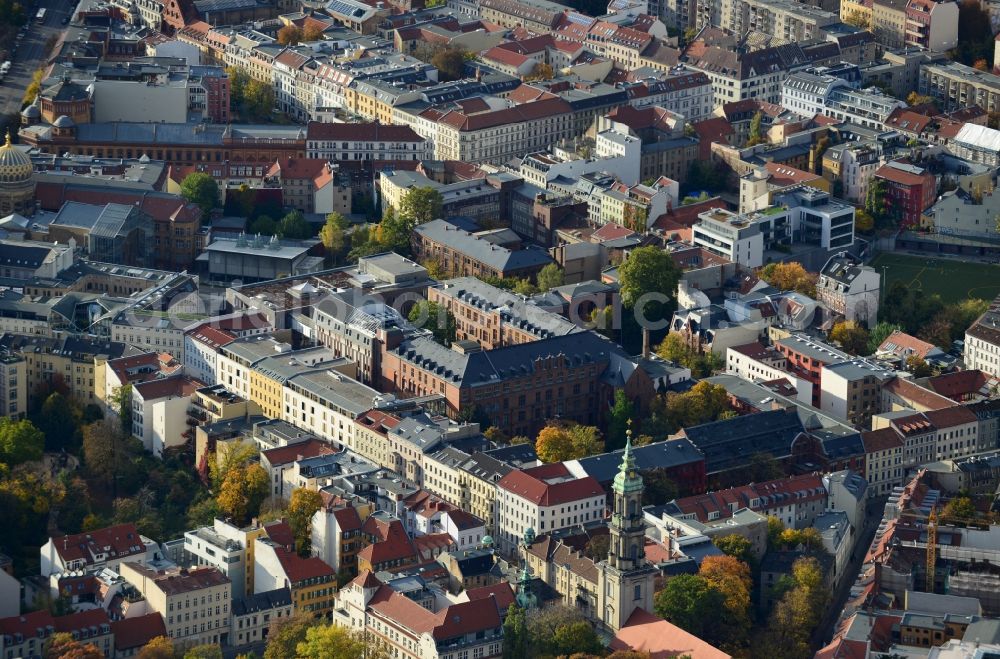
[814,495,887,648]
[0,0,76,119]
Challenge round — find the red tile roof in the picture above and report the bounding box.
[883,377,954,410]
[498,463,605,506]
[264,520,295,550]
[349,570,382,589]
[763,162,821,187]
[51,523,148,566]
[272,546,335,583]
[861,427,903,453]
[874,162,932,187]
[110,613,167,650]
[261,438,334,467]
[266,157,332,182]
[465,582,515,611]
[133,375,204,400]
[331,506,364,532]
[186,325,237,350]
[670,473,825,523]
[924,405,978,428]
[591,222,637,242]
[877,329,937,359]
[610,608,731,659]
[926,370,991,401]
[652,197,727,232]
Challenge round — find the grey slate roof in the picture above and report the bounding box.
[415,219,553,273]
[569,439,704,485]
[231,588,292,617]
[681,408,805,474]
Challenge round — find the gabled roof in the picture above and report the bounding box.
[51,523,149,566]
[110,613,167,650]
[498,462,605,506]
[260,438,334,467]
[610,608,731,659]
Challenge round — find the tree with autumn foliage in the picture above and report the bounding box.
[136,636,175,659]
[829,320,870,355]
[277,25,303,45]
[44,633,103,659]
[535,423,603,462]
[758,262,817,297]
[757,557,827,659]
[217,463,269,526]
[699,555,752,649]
[288,488,323,556]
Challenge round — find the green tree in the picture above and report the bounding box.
[180,172,219,216]
[374,206,410,253]
[288,488,323,556]
[750,453,785,483]
[766,515,786,550]
[183,645,224,659]
[607,389,634,451]
[867,321,902,354]
[187,496,221,528]
[617,245,681,326]
[320,212,348,263]
[942,496,975,521]
[714,534,758,567]
[865,176,890,227]
[747,111,765,146]
[109,384,132,434]
[0,417,44,465]
[398,187,444,228]
[34,392,80,452]
[585,534,610,561]
[245,78,275,121]
[829,321,870,355]
[536,263,564,291]
[263,615,318,659]
[655,333,722,378]
[642,467,678,506]
[430,46,469,81]
[295,624,366,659]
[551,621,603,656]
[278,210,313,239]
[249,215,277,236]
[503,604,528,659]
[653,574,726,640]
[408,300,456,346]
[209,442,259,490]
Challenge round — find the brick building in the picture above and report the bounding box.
[873,161,937,227]
[412,219,553,281]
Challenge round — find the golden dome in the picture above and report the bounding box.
[0,132,33,184]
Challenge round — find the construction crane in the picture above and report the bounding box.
[926,505,937,593]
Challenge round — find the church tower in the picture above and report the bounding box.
[600,422,657,631]
[608,426,647,571]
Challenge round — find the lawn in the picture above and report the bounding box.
[871,252,1000,304]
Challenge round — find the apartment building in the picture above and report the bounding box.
[478,0,566,32]
[428,277,583,350]
[872,161,937,227]
[782,70,905,128]
[862,427,905,494]
[496,463,606,555]
[920,61,1000,113]
[0,351,26,419]
[725,0,839,41]
[965,296,1000,378]
[422,448,513,535]
[119,562,231,650]
[0,334,131,408]
[822,141,882,203]
[0,610,113,659]
[428,98,576,164]
[333,571,503,659]
[131,375,205,457]
[820,360,895,428]
[305,122,428,161]
[379,170,500,223]
[664,473,828,529]
[311,495,374,580]
[816,253,880,329]
[412,220,554,281]
[40,523,160,578]
[686,43,813,107]
[230,588,293,651]
[253,538,336,618]
[775,334,851,407]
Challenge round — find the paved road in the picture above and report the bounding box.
[814,494,888,648]
[0,0,76,118]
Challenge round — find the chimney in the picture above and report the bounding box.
[642,328,650,359]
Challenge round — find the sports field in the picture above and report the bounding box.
[871,252,1000,303]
